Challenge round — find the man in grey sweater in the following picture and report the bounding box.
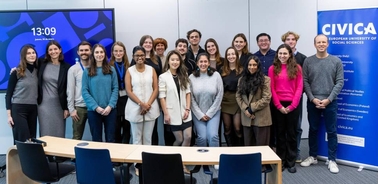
[300,34,344,174]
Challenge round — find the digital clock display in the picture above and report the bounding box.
[0,9,115,90]
[31,27,57,36]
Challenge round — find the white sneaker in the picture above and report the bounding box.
[300,156,318,167]
[325,159,329,165]
[214,165,219,170]
[328,160,339,174]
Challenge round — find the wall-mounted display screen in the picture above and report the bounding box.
[0,9,115,90]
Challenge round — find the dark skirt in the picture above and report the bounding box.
[170,121,193,132]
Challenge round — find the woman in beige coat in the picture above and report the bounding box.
[236,55,272,146]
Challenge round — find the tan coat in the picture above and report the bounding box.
[236,76,272,127]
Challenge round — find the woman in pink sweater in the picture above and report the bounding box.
[268,44,303,173]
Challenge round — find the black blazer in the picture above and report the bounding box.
[37,59,71,110]
[295,52,307,67]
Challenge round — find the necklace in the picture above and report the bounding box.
[172,74,178,78]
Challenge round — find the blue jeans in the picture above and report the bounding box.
[307,100,338,161]
[87,110,117,142]
[193,110,220,147]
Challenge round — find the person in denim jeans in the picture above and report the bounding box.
[189,53,224,147]
[300,34,344,174]
[82,44,119,142]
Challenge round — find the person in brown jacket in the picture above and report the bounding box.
[236,55,272,146]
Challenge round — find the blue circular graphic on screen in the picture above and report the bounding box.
[69,12,98,28]
[7,33,47,69]
[99,38,114,47]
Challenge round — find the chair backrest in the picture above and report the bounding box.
[15,141,56,183]
[141,152,186,184]
[74,146,116,184]
[218,153,262,184]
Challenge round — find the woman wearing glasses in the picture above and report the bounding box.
[125,46,159,146]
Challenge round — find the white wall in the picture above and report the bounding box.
[318,0,378,11]
[2,0,377,153]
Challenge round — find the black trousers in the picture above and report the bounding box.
[11,104,38,144]
[114,115,131,144]
[271,101,299,168]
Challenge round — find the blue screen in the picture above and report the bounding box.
[0,9,115,90]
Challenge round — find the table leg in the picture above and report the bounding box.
[6,148,38,184]
[266,161,282,184]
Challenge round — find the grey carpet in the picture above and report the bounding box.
[1,139,377,184]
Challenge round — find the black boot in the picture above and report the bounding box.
[235,136,244,146]
[224,133,233,146]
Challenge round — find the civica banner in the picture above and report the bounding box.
[318,8,378,169]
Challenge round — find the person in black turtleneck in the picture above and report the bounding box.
[232,33,253,68]
[5,45,39,144]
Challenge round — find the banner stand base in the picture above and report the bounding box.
[317,156,378,172]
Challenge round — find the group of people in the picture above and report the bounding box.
[6,29,344,175]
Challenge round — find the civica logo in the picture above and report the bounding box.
[322,23,377,35]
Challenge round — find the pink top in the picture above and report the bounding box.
[268,64,303,111]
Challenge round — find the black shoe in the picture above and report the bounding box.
[287,167,297,173]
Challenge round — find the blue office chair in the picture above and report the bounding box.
[74,146,130,184]
[214,153,262,184]
[15,141,75,184]
[141,152,197,184]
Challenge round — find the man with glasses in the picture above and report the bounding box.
[186,29,206,61]
[254,33,276,75]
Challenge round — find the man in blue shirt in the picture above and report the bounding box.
[254,33,276,75]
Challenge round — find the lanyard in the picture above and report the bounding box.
[115,62,125,89]
[76,58,84,71]
[78,61,84,71]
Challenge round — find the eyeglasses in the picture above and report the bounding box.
[134,54,145,58]
[258,39,270,43]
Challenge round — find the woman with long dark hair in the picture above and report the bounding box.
[236,55,272,146]
[82,44,118,142]
[190,53,224,147]
[220,47,244,146]
[268,44,303,173]
[6,45,38,143]
[159,50,192,173]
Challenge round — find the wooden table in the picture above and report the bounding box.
[7,136,282,184]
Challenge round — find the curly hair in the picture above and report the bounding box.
[273,44,299,79]
[238,55,265,96]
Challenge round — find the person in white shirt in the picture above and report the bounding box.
[66,41,91,140]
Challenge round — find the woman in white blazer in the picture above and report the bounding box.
[159,50,192,147]
[159,50,192,173]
